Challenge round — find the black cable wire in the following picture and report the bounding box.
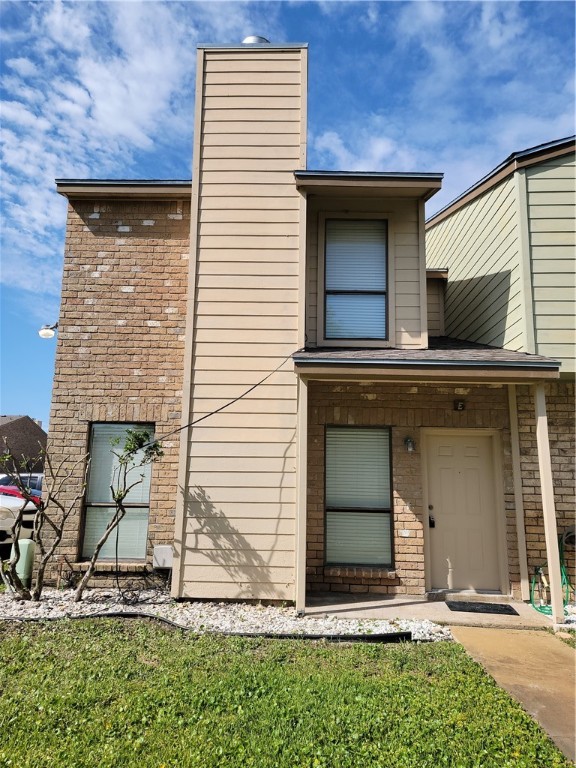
[0,611,414,643]
[139,353,293,452]
[110,353,293,599]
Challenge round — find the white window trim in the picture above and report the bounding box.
[317,211,396,347]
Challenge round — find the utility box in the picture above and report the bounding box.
[10,539,36,588]
[153,545,173,569]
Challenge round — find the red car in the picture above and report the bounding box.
[0,485,42,506]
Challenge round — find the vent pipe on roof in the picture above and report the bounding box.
[242,35,270,44]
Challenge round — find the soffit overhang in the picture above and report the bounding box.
[56,180,192,200]
[294,171,443,201]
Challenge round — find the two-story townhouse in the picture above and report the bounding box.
[426,138,575,614]
[49,41,566,621]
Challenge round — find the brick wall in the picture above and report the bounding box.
[47,197,190,581]
[517,380,575,587]
[306,381,517,596]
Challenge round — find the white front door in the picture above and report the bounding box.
[427,433,500,591]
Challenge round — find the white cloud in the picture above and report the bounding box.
[1,101,51,132]
[395,0,446,40]
[360,3,380,32]
[0,0,286,303]
[42,0,92,52]
[5,57,39,77]
[313,123,417,172]
[479,3,526,50]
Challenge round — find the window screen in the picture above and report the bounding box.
[82,423,153,560]
[325,427,392,566]
[325,219,387,340]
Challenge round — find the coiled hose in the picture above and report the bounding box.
[530,535,575,616]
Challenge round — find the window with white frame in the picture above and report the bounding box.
[82,423,154,560]
[325,426,393,566]
[324,219,388,341]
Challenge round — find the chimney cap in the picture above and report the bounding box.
[242,35,270,45]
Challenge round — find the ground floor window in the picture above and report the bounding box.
[325,426,393,566]
[82,423,154,560]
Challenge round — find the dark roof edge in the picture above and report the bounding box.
[55,179,191,187]
[198,43,308,49]
[292,356,560,371]
[295,171,443,181]
[427,135,575,226]
[507,135,575,163]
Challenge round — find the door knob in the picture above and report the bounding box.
[429,515,436,529]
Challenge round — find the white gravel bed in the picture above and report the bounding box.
[0,588,452,642]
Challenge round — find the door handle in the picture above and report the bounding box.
[429,515,436,529]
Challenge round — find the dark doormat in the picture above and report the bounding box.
[446,601,519,616]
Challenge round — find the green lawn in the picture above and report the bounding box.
[0,619,569,768]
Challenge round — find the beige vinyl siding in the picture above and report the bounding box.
[426,278,445,335]
[426,176,525,349]
[177,47,306,601]
[526,154,576,372]
[306,197,424,347]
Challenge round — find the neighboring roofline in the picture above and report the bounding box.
[56,180,192,199]
[426,135,575,228]
[295,171,443,201]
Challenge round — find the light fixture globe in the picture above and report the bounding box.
[38,323,58,339]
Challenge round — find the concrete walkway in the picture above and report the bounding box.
[305,592,553,629]
[452,627,575,762]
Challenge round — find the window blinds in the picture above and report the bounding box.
[82,506,149,560]
[325,219,387,339]
[87,423,152,504]
[325,427,392,566]
[326,427,391,508]
[326,511,392,565]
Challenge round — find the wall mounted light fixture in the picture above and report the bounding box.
[38,322,58,339]
[404,436,415,453]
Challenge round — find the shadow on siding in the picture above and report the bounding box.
[445,270,514,347]
[182,486,274,597]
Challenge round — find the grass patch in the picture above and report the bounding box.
[555,628,576,649]
[0,619,570,768]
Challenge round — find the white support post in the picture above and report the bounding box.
[295,377,308,614]
[508,385,530,600]
[533,383,564,624]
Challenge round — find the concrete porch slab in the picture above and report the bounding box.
[305,592,553,629]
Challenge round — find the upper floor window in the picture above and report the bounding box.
[324,219,388,341]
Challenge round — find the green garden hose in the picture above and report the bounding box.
[530,536,575,616]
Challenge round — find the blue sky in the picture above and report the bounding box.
[1,0,574,429]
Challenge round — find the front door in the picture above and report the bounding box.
[427,433,500,591]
